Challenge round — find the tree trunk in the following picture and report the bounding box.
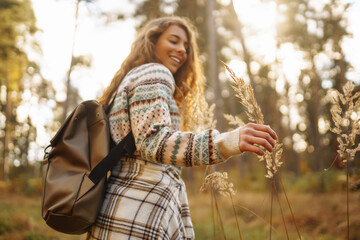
[308,49,325,191]
[207,0,224,131]
[229,1,254,86]
[1,60,11,181]
[63,0,80,121]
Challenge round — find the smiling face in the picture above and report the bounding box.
[154,25,189,74]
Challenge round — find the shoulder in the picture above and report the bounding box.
[130,63,173,78]
[125,63,175,91]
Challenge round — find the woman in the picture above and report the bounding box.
[87,16,277,240]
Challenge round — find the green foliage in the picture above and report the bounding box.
[282,170,346,193]
[0,194,83,240]
[0,0,38,180]
[275,0,351,174]
[24,232,47,240]
[289,172,324,192]
[0,211,30,234]
[9,177,42,196]
[0,0,58,181]
[0,215,12,234]
[185,161,350,194]
[0,176,42,196]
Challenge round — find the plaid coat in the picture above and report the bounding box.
[87,158,193,239]
[87,63,241,239]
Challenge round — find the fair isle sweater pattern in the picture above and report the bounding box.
[109,63,224,167]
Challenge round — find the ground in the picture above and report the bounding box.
[0,190,359,240]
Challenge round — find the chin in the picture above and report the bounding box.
[168,66,178,74]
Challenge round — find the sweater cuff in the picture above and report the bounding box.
[214,128,242,161]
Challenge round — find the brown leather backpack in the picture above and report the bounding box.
[41,100,135,234]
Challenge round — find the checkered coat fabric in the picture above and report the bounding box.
[87,63,238,239]
[87,159,193,240]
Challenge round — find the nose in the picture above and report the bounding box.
[177,44,187,54]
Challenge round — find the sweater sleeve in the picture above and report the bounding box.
[128,63,242,167]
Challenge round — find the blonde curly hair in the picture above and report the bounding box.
[98,16,205,129]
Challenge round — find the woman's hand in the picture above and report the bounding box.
[238,123,278,156]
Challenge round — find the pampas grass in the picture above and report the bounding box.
[330,80,360,240]
[200,172,236,198]
[221,60,301,239]
[200,171,242,240]
[330,81,360,164]
[221,61,283,179]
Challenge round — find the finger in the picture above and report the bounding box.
[250,124,278,140]
[243,128,276,147]
[245,135,274,152]
[239,142,265,156]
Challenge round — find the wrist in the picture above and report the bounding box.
[214,128,242,160]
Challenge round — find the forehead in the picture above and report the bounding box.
[161,25,188,42]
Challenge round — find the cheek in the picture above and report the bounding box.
[183,55,188,65]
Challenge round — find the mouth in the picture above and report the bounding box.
[170,56,181,64]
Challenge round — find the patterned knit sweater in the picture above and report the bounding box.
[109,63,241,167]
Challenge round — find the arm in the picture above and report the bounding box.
[128,64,277,167]
[215,123,278,160]
[128,64,230,167]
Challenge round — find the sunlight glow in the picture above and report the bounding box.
[233,0,277,31]
[24,0,360,165]
[295,93,304,102]
[31,0,136,100]
[280,105,288,115]
[318,117,329,134]
[277,43,303,85]
[292,133,308,153]
[228,59,249,84]
[232,0,277,64]
[13,159,20,167]
[275,76,285,94]
[298,122,307,132]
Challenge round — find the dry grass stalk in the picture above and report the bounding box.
[263,144,284,179]
[223,114,245,127]
[330,81,360,164]
[200,171,242,239]
[221,61,283,179]
[221,61,264,125]
[272,180,290,239]
[211,187,227,239]
[200,171,236,197]
[330,80,360,240]
[222,61,302,239]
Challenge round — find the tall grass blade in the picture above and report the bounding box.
[230,194,243,240]
[211,187,226,240]
[273,179,289,239]
[269,181,274,240]
[346,161,350,240]
[273,164,302,239]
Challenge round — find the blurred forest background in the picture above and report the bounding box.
[1,0,360,239]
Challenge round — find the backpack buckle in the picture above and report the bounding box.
[43,145,52,160]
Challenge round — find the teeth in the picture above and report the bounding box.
[171,57,180,63]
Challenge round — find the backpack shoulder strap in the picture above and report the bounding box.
[90,88,135,185]
[88,131,135,184]
[103,91,117,115]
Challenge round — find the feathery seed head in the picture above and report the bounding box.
[330,81,360,164]
[221,61,283,179]
[200,171,236,197]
